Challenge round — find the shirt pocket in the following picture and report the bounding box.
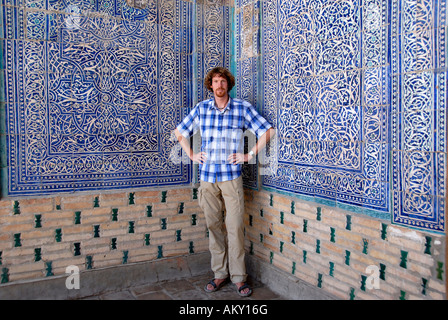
[223,121,244,154]
[228,114,244,130]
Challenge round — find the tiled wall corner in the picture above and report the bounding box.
[246,0,446,234]
[244,188,446,300]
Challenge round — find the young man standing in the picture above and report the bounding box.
[174,67,275,297]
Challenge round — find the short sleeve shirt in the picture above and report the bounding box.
[176,97,272,183]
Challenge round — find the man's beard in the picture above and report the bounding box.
[214,88,227,98]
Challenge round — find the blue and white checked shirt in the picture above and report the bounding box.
[176,97,272,183]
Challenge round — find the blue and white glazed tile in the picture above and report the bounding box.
[4,0,201,195]
[2,0,446,233]
[252,0,446,232]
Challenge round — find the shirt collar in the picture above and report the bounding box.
[209,97,232,112]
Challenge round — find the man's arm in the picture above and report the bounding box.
[249,127,275,160]
[174,128,207,164]
[227,127,276,164]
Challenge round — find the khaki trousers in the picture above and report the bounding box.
[198,176,247,284]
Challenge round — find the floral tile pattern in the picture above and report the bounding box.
[258,0,390,214]
[245,0,446,232]
[390,0,446,232]
[3,0,193,195]
[2,0,446,233]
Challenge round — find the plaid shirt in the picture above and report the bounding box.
[176,97,272,183]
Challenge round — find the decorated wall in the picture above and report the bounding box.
[234,0,447,299]
[3,0,444,233]
[2,0,232,195]
[235,0,446,234]
[0,0,446,299]
[2,0,191,194]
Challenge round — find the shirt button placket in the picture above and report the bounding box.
[217,112,224,181]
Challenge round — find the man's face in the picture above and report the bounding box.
[211,74,228,98]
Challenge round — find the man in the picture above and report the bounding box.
[174,67,275,297]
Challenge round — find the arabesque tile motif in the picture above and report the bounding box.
[1,0,446,233]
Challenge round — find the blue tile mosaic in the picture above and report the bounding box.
[234,0,260,189]
[2,0,446,234]
[390,0,446,232]
[3,0,196,195]
[243,0,447,233]
[258,0,390,212]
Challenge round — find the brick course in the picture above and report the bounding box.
[0,188,207,285]
[244,189,446,300]
[0,186,446,300]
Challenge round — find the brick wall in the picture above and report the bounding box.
[0,188,208,284]
[244,189,447,300]
[1,185,446,300]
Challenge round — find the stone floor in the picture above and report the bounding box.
[81,271,285,300]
